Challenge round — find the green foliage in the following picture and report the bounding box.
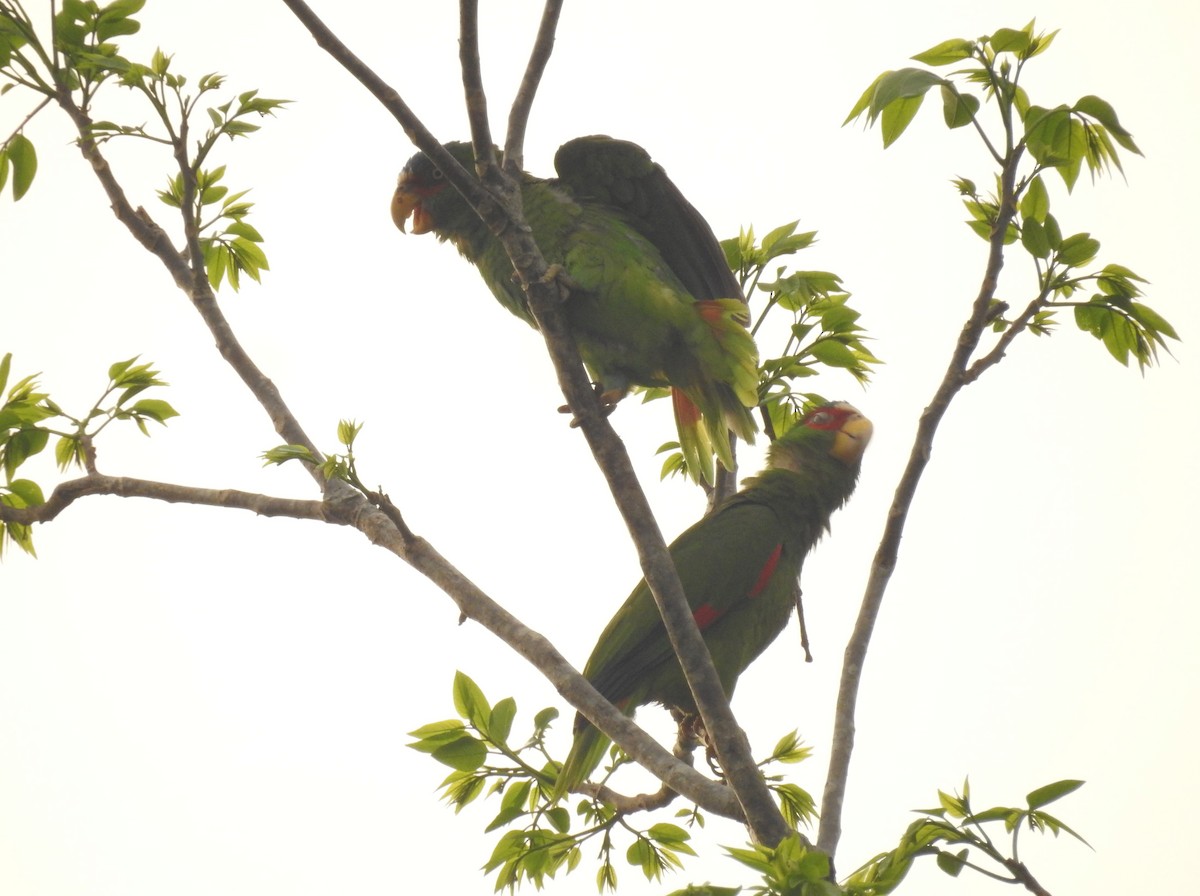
[409,672,828,893]
[657,220,879,480]
[0,1,286,290]
[0,353,177,557]
[262,419,368,490]
[845,19,1177,371]
[726,835,839,896]
[726,221,878,442]
[844,778,1088,894]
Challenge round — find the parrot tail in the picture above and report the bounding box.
[675,299,760,484]
[554,715,613,801]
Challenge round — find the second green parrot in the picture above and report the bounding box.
[391,136,759,484]
[555,402,872,796]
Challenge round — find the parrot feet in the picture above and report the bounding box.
[558,382,621,427]
[672,710,722,776]
[539,263,578,303]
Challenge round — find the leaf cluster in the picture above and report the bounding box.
[726,222,879,441]
[0,353,177,556]
[724,834,839,896]
[407,673,830,892]
[0,2,285,289]
[845,778,1088,894]
[844,19,1178,371]
[406,672,710,892]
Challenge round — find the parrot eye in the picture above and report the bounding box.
[431,167,444,180]
[806,409,833,427]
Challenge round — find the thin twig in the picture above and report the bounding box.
[2,94,50,147]
[457,0,495,167]
[818,146,1025,863]
[503,0,563,172]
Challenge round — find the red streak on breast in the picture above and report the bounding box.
[692,603,722,630]
[748,544,783,599]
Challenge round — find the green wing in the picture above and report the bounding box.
[553,136,744,304]
[583,498,798,710]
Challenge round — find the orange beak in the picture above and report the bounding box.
[391,171,440,234]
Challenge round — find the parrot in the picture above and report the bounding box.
[390,136,759,485]
[554,402,872,796]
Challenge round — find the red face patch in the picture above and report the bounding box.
[800,404,855,431]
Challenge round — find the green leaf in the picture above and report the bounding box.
[488,696,517,744]
[1056,233,1100,268]
[225,220,264,242]
[911,37,975,66]
[1043,213,1063,250]
[545,806,570,833]
[937,789,966,819]
[6,478,44,507]
[4,427,49,479]
[881,92,925,147]
[939,84,979,129]
[647,823,691,845]
[844,72,886,125]
[452,670,490,729]
[872,67,944,113]
[336,419,361,447]
[1020,218,1050,259]
[7,133,37,201]
[964,806,1022,825]
[430,734,487,771]
[807,339,859,369]
[1073,94,1140,154]
[990,27,1031,54]
[0,353,10,397]
[54,435,82,471]
[406,719,467,752]
[1026,778,1085,810]
[484,802,526,834]
[1129,301,1179,342]
[1020,175,1050,223]
[260,444,316,466]
[936,848,968,877]
[130,398,178,425]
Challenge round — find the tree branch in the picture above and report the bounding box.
[51,86,327,482]
[280,0,788,845]
[961,287,1052,385]
[344,495,745,820]
[818,147,1026,862]
[0,474,329,525]
[503,0,563,171]
[457,0,495,167]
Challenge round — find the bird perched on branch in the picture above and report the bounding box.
[554,402,872,796]
[391,136,759,485]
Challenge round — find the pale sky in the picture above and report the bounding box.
[2,2,1197,895]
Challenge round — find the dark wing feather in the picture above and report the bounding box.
[582,499,788,709]
[553,135,743,302]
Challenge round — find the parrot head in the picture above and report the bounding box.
[391,150,447,234]
[769,402,872,474]
[391,142,478,235]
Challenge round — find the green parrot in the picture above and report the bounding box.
[555,402,872,796]
[391,136,759,485]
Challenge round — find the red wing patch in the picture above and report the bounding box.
[748,544,783,599]
[672,388,702,426]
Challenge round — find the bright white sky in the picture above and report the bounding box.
[2,2,1197,894]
